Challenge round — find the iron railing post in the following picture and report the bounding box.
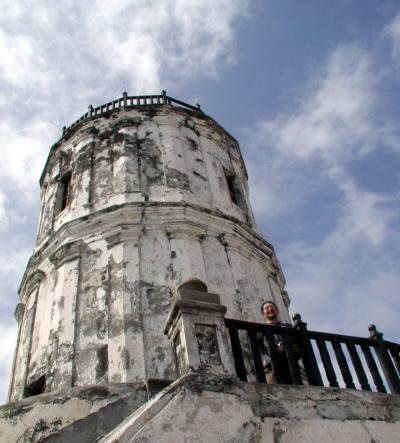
[293,313,323,386]
[281,327,303,385]
[226,322,247,381]
[369,324,400,394]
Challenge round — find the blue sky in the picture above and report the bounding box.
[0,0,399,402]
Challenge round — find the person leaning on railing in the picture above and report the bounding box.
[259,300,300,384]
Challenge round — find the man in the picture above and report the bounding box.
[259,300,294,384]
[261,300,283,325]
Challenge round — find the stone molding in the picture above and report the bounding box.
[103,224,144,248]
[164,221,207,239]
[281,290,291,307]
[32,203,276,268]
[14,303,25,325]
[218,232,254,259]
[49,240,84,268]
[19,270,45,300]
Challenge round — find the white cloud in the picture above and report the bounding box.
[245,43,390,221]
[245,28,400,343]
[384,13,400,61]
[0,0,248,97]
[0,119,53,191]
[258,44,379,164]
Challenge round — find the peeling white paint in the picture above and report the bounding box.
[9,105,289,402]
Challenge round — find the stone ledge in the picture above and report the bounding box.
[97,374,400,443]
[2,376,399,442]
[0,383,148,443]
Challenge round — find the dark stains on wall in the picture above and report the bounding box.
[80,247,108,340]
[143,282,172,314]
[192,171,207,182]
[121,347,131,370]
[123,311,142,335]
[91,136,113,203]
[74,143,92,176]
[47,342,74,392]
[109,129,140,193]
[186,137,199,151]
[81,311,108,340]
[182,118,200,136]
[138,137,164,195]
[77,343,109,384]
[165,168,189,190]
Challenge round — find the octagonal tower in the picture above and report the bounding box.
[8,92,290,401]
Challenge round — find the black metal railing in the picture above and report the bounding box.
[61,91,203,139]
[225,315,400,394]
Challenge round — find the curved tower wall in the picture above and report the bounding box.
[9,101,290,401]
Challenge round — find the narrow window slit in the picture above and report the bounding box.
[60,171,72,212]
[55,171,72,215]
[225,171,238,205]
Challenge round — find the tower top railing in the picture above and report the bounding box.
[61,91,203,139]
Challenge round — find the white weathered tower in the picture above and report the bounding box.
[8,92,290,402]
[3,93,399,443]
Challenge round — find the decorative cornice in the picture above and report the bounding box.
[103,224,144,248]
[30,203,275,276]
[164,221,207,239]
[218,233,253,258]
[14,303,25,325]
[281,290,291,307]
[20,270,45,299]
[49,240,84,268]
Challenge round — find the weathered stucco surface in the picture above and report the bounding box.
[98,374,400,443]
[0,383,148,443]
[9,104,290,402]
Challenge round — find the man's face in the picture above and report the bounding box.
[262,303,279,324]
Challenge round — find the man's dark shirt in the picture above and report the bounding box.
[258,322,296,384]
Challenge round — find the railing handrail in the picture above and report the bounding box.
[225,318,376,346]
[225,316,400,395]
[61,91,203,139]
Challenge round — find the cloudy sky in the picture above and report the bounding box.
[1,0,399,402]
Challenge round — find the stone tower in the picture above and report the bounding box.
[8,92,290,402]
[3,93,399,443]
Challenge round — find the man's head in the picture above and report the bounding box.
[261,300,279,324]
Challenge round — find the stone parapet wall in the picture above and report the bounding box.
[99,374,400,443]
[3,375,399,442]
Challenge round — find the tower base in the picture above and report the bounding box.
[2,374,399,442]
